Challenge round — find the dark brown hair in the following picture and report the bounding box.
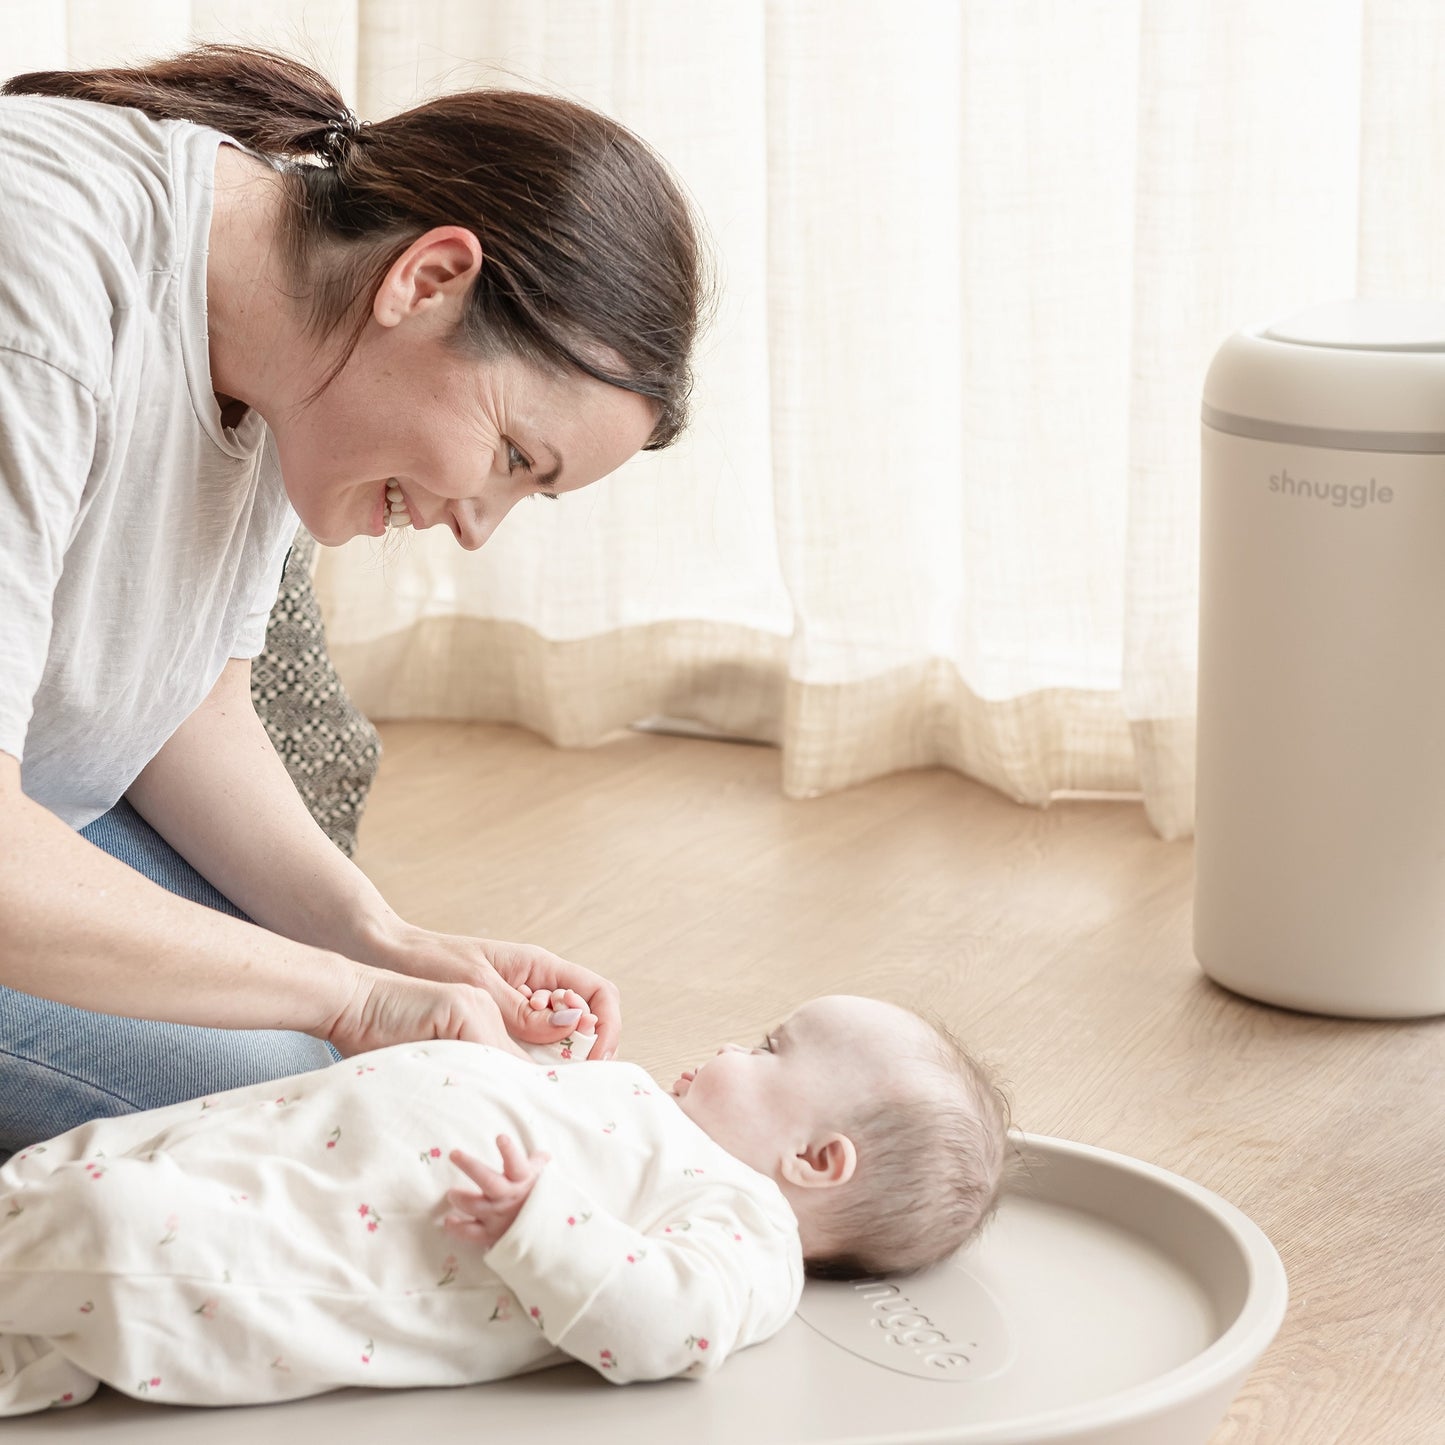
[2,45,709,445]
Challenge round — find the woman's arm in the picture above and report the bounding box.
[124,659,620,1054]
[0,737,526,1056]
[123,657,399,963]
[0,747,357,1033]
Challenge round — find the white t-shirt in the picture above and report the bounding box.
[0,95,297,829]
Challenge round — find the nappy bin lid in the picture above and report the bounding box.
[1204,298,1445,450]
[1262,298,1445,352]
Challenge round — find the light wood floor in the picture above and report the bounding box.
[355,721,1445,1445]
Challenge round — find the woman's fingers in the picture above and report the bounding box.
[572,975,621,1059]
[482,942,622,1060]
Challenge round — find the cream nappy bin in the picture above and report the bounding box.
[1196,299,1445,1017]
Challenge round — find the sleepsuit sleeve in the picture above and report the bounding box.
[483,1163,803,1383]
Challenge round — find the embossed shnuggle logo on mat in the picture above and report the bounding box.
[794,1261,1014,1383]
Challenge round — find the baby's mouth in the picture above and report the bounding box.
[672,1068,697,1097]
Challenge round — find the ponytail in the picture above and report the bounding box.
[4,44,355,159]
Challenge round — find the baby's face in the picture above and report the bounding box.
[670,995,923,1177]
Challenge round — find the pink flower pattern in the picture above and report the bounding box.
[10,1048,773,1395]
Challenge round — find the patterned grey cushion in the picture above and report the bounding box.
[250,530,381,857]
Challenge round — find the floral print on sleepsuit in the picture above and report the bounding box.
[0,1040,803,1414]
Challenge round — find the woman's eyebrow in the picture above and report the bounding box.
[536,440,563,487]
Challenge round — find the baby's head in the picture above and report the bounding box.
[670,995,1009,1277]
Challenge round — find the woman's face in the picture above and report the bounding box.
[268,232,659,548]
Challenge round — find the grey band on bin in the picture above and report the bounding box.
[1201,403,1445,455]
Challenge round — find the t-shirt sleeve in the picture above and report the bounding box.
[228,523,294,661]
[0,349,98,763]
[483,1164,803,1384]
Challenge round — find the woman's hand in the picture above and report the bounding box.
[444,1135,549,1250]
[355,919,622,1060]
[322,967,529,1059]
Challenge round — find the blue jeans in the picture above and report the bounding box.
[0,799,339,1153]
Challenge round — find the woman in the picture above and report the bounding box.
[0,46,707,1152]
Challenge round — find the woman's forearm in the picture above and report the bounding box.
[123,657,402,964]
[0,753,364,1031]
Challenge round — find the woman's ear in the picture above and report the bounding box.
[372,226,483,327]
[780,1133,857,1190]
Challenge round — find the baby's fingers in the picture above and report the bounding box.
[496,1134,549,1182]
[443,1213,492,1244]
[446,1186,489,1213]
[487,1134,550,1185]
[449,1148,507,1192]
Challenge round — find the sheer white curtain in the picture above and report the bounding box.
[7,1,1445,838]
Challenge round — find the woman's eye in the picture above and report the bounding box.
[506,442,530,474]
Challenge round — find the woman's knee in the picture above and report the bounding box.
[0,989,338,1152]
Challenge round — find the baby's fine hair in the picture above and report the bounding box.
[805,1015,1011,1280]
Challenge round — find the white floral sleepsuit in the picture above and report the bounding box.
[0,1041,804,1414]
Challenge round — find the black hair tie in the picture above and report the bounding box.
[320,108,365,162]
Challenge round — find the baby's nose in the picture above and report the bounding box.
[717,1042,746,1055]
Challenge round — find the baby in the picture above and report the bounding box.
[0,994,1008,1414]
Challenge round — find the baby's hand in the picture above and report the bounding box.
[444,1134,548,1251]
[518,985,598,1036]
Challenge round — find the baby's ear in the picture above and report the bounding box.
[780,1133,857,1189]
